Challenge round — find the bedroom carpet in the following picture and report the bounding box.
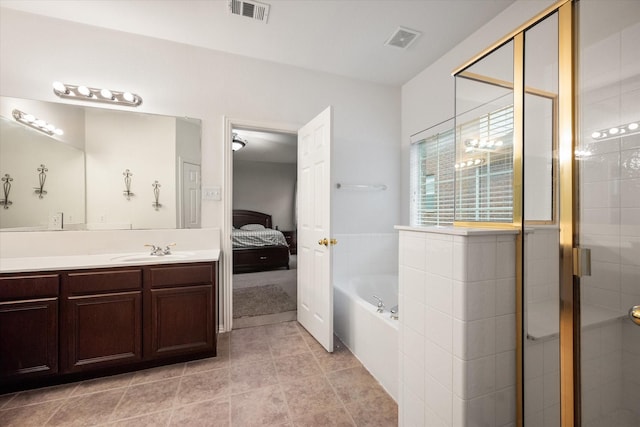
[233,284,296,319]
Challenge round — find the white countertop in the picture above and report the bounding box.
[0,249,220,274]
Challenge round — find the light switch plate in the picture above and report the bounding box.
[203,187,221,201]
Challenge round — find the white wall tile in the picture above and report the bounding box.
[426,237,454,278]
[495,386,516,427]
[425,338,453,391]
[453,355,495,399]
[495,278,516,316]
[466,240,497,282]
[454,318,496,360]
[426,273,454,315]
[403,353,425,402]
[496,239,516,279]
[453,280,496,321]
[400,233,426,270]
[425,372,453,426]
[495,314,516,353]
[403,384,425,427]
[495,351,516,389]
[426,306,453,353]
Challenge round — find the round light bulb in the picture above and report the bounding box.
[454,164,459,169]
[45,124,55,132]
[466,160,473,166]
[100,88,114,99]
[609,127,619,135]
[122,92,135,102]
[474,159,482,165]
[35,119,46,127]
[77,86,92,97]
[52,81,67,93]
[629,123,639,130]
[54,128,64,136]
[23,114,35,123]
[591,131,601,138]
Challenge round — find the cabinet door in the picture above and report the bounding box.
[62,291,142,373]
[147,285,213,358]
[0,298,58,379]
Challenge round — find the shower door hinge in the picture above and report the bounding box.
[573,247,592,277]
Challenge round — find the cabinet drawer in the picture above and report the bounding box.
[65,269,142,295]
[0,274,59,301]
[148,264,213,288]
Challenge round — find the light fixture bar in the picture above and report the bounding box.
[12,109,64,137]
[52,82,143,107]
[591,120,639,140]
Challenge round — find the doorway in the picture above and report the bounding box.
[230,127,298,329]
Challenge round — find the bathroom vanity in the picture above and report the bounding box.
[0,253,218,392]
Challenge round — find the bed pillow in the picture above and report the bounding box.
[240,223,266,231]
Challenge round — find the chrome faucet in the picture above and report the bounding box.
[390,305,399,320]
[145,243,176,256]
[373,295,385,313]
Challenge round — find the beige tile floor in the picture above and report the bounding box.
[0,321,397,426]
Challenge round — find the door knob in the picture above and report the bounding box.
[630,305,640,326]
[318,238,329,247]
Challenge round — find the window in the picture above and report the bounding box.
[410,105,515,226]
[410,121,455,226]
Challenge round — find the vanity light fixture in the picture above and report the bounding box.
[52,82,143,107]
[454,158,485,169]
[232,134,247,151]
[12,109,64,137]
[591,120,639,140]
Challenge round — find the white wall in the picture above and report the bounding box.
[0,8,401,235]
[400,0,555,224]
[233,160,297,230]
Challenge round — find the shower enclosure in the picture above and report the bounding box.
[452,1,640,426]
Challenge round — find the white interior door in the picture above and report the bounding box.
[297,106,333,352]
[181,161,201,228]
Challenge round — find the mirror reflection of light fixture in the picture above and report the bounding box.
[232,133,247,151]
[12,109,64,137]
[53,81,143,107]
[591,120,639,140]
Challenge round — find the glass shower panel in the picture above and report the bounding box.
[522,12,560,427]
[578,1,640,426]
[454,41,514,223]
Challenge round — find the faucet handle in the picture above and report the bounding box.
[163,242,176,254]
[144,244,162,255]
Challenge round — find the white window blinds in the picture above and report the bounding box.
[410,105,514,226]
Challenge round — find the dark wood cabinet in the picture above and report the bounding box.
[282,230,297,254]
[61,269,143,373]
[146,264,216,359]
[0,260,217,391]
[0,274,59,380]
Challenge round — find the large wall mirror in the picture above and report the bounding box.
[0,96,202,231]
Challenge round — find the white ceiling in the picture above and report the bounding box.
[0,0,515,86]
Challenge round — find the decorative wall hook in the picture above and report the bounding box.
[152,180,162,210]
[34,164,48,198]
[123,169,134,200]
[1,174,13,209]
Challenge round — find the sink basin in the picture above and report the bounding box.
[111,252,195,263]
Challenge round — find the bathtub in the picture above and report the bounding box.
[334,274,399,401]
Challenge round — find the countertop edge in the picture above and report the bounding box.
[0,249,220,274]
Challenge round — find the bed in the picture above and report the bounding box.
[232,209,290,273]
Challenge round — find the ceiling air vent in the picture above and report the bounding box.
[385,26,421,49]
[228,0,270,23]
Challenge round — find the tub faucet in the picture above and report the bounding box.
[390,305,399,320]
[372,295,385,313]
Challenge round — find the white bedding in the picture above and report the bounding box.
[232,228,288,249]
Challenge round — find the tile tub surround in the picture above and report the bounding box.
[396,226,518,427]
[0,321,398,426]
